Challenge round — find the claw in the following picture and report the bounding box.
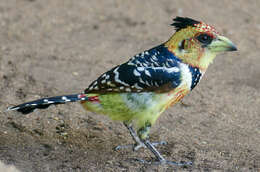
[164,160,192,166]
[114,144,133,151]
[151,141,167,147]
[115,141,167,151]
[133,143,145,151]
[135,158,192,166]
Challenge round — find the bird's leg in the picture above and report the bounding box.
[124,122,146,151]
[115,122,167,151]
[136,123,192,166]
[139,139,192,166]
[116,122,192,166]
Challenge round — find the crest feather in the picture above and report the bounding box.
[171,17,200,31]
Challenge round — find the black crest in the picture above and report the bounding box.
[171,17,200,31]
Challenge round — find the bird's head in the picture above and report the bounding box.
[165,17,237,71]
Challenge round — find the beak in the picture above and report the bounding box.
[209,35,237,52]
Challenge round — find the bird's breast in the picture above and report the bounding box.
[163,85,190,109]
[162,62,203,109]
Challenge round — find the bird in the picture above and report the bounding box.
[7,17,237,166]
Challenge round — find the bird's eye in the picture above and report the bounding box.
[179,40,185,50]
[196,33,213,44]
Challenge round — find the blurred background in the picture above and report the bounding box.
[0,0,259,171]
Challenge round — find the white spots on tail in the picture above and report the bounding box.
[62,96,71,102]
[43,99,55,104]
[8,106,19,111]
[80,97,87,100]
[47,101,54,103]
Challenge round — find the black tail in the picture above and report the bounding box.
[6,93,87,114]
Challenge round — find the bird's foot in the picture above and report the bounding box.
[135,158,193,166]
[115,140,167,151]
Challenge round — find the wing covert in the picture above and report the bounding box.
[85,45,182,93]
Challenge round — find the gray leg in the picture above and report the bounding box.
[124,123,145,151]
[115,123,192,166]
[134,123,192,166]
[115,123,167,151]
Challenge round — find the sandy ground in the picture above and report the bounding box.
[0,0,260,171]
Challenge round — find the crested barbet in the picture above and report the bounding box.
[7,17,237,166]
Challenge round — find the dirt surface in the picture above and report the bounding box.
[0,0,260,171]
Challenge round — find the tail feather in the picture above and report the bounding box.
[7,93,87,114]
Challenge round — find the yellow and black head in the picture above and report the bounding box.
[166,17,237,70]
